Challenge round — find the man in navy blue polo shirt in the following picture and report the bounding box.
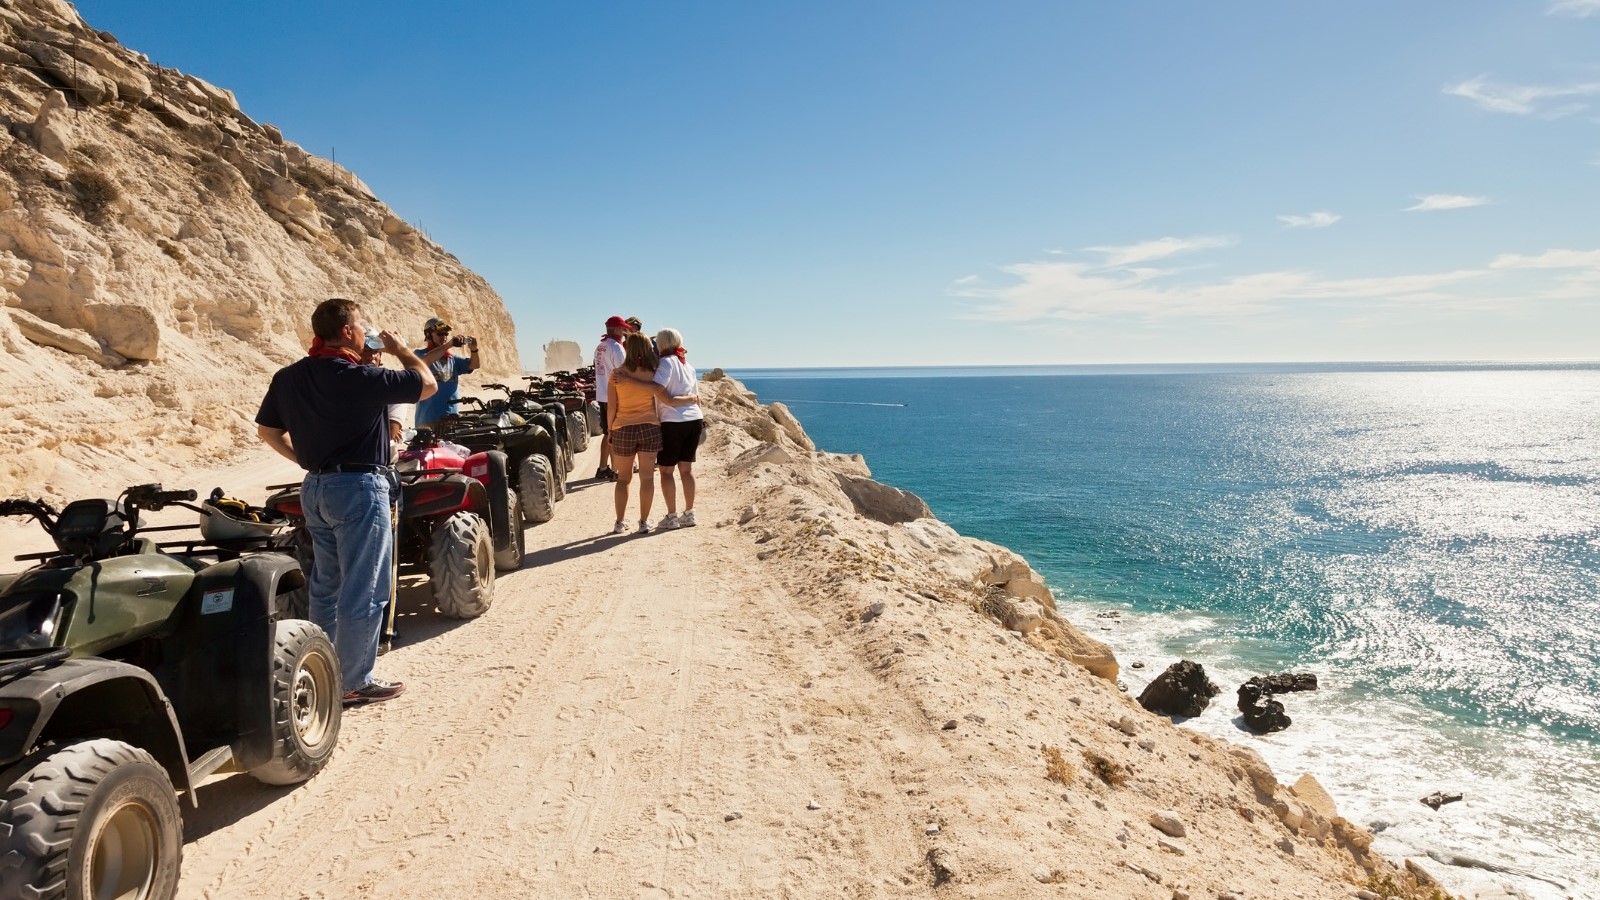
[256,298,437,706]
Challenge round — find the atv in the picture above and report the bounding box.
[440,396,565,525]
[0,483,337,900]
[520,375,592,456]
[264,446,515,627]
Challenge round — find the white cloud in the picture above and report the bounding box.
[1549,0,1600,17]
[1445,75,1600,117]
[952,260,1486,323]
[1084,235,1236,268]
[1277,211,1341,229]
[1405,194,1489,212]
[1489,248,1600,269]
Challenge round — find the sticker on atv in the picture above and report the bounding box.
[201,588,234,615]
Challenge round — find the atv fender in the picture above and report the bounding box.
[163,555,297,774]
[403,474,488,520]
[464,452,516,553]
[0,658,192,798]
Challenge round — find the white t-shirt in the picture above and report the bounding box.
[593,337,625,390]
[653,357,703,423]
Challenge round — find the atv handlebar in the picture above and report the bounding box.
[124,483,198,511]
[0,497,58,529]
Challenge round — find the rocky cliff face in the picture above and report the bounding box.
[0,0,520,496]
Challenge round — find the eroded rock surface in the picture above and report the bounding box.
[0,0,521,496]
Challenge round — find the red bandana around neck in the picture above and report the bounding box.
[671,346,687,363]
[308,337,362,364]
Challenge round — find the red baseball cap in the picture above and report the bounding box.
[604,315,628,330]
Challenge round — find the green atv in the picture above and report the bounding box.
[0,483,340,900]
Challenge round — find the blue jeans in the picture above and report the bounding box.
[301,471,395,692]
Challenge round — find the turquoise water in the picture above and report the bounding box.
[736,364,1600,897]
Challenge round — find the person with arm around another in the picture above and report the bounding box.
[648,328,702,528]
[255,298,437,706]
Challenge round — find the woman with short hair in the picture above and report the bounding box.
[649,328,703,528]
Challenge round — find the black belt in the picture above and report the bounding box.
[311,463,391,474]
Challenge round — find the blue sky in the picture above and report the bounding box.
[78,1,1600,368]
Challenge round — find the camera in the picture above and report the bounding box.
[451,334,471,348]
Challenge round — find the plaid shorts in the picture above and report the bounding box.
[610,423,662,456]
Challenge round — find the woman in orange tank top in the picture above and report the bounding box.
[607,333,694,534]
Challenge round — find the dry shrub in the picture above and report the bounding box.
[1082,750,1128,787]
[1042,745,1074,785]
[1361,873,1452,900]
[291,162,334,192]
[67,169,120,222]
[74,143,111,163]
[196,152,241,198]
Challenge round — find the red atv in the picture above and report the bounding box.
[265,444,522,628]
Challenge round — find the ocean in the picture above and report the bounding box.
[734,363,1600,899]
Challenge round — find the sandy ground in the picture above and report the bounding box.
[169,442,936,899]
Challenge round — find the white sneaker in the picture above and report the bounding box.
[681,510,697,527]
[637,519,654,534]
[659,513,681,529]
[612,520,627,534]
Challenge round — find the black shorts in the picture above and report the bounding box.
[658,420,703,467]
[597,402,609,434]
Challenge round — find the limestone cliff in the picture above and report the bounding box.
[0,0,520,496]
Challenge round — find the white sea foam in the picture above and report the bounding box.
[1066,599,1599,899]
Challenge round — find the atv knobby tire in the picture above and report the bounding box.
[568,411,590,453]
[429,511,495,618]
[518,454,555,524]
[494,489,526,572]
[250,619,341,786]
[551,451,568,502]
[0,738,182,900]
[587,401,604,437]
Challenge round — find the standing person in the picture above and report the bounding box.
[592,315,629,481]
[607,333,698,534]
[360,343,407,450]
[256,298,437,705]
[414,316,481,428]
[650,328,702,528]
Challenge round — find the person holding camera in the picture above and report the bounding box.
[414,316,482,428]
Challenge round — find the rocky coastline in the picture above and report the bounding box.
[694,370,1456,899]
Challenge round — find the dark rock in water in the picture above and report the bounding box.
[1250,672,1319,693]
[1137,660,1221,718]
[1237,680,1293,733]
[1420,791,1464,811]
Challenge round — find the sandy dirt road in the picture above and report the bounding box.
[175,443,937,899]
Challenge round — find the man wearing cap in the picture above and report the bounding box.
[592,315,629,481]
[256,298,436,706]
[414,316,482,428]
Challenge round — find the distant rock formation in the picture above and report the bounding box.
[0,0,521,496]
[541,339,582,374]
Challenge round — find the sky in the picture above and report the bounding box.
[75,1,1600,368]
